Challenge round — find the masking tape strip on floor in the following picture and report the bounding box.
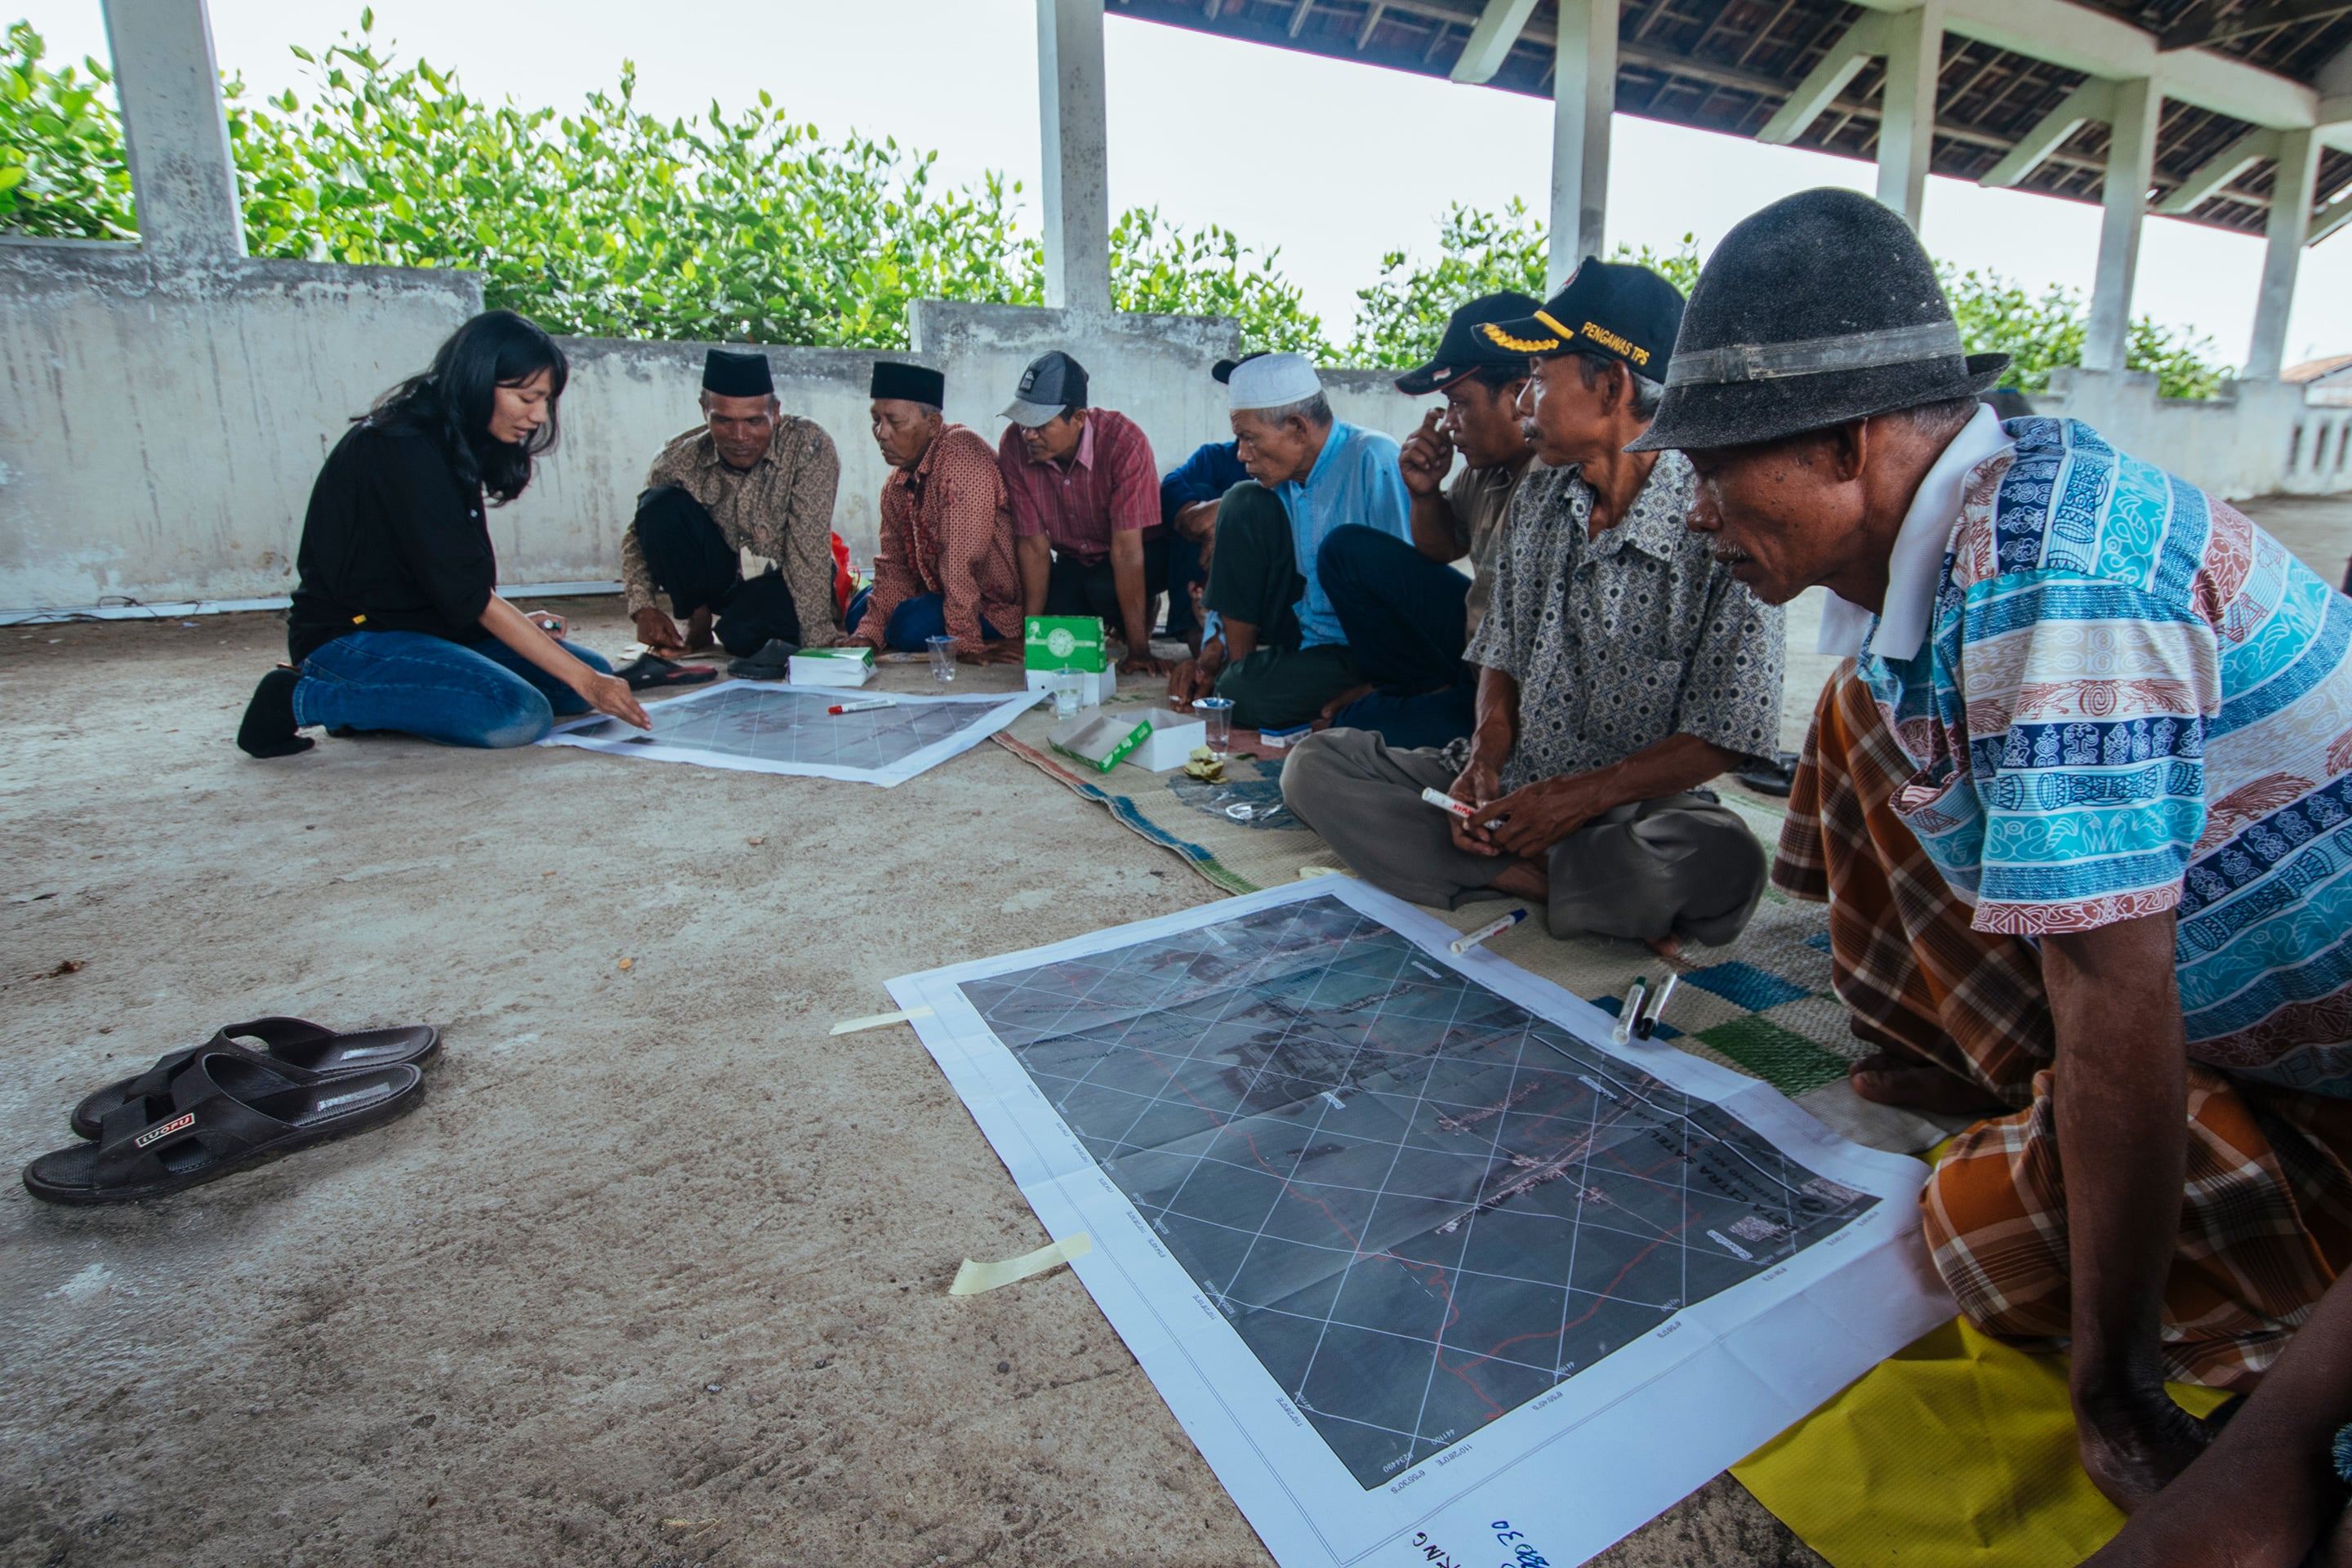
[949,1232,1094,1296]
[829,1005,933,1036]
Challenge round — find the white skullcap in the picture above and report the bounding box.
[1225,352,1323,412]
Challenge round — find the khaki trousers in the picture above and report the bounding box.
[1281,728,1768,947]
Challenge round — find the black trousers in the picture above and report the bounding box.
[1040,533,1170,629]
[634,486,801,657]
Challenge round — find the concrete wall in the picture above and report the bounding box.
[9,242,2344,615]
[0,273,1429,612]
[0,240,483,608]
[510,301,1427,577]
[2042,368,2352,499]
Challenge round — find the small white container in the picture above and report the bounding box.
[1123,716,1207,772]
[1025,666,1116,706]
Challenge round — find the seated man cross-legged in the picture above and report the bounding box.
[847,361,1025,664]
[1316,290,1539,751]
[996,350,1170,676]
[621,347,847,675]
[1284,263,1785,952]
[1166,353,1412,732]
[1655,187,2352,1512]
[1156,436,1249,655]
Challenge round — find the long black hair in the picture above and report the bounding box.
[367,310,569,505]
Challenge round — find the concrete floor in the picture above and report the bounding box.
[3,492,2343,1568]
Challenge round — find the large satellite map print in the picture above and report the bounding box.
[956,893,1880,1490]
[544,681,1040,786]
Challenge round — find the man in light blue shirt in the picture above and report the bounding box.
[1165,353,1411,730]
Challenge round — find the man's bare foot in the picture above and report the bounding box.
[1846,1052,2011,1115]
[1646,935,1682,962]
[684,606,716,653]
[1319,683,1377,721]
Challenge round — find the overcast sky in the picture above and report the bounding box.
[25,0,2350,367]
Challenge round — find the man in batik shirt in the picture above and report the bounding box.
[848,361,1022,663]
[1282,263,1782,951]
[1650,187,2352,1512]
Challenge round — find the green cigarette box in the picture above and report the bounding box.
[1024,616,1107,675]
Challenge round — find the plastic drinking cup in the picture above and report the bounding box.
[1196,695,1234,757]
[1052,666,1081,719]
[925,635,956,683]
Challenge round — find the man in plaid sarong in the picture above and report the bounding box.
[1639,188,2352,1515]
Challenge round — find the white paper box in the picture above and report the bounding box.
[1124,717,1205,772]
[787,649,875,687]
[1024,666,1116,706]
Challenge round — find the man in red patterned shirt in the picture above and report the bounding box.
[996,351,1170,676]
[844,362,1023,664]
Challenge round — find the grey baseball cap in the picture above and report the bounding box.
[1001,350,1090,427]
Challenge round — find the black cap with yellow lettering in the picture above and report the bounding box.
[1477,257,1686,379]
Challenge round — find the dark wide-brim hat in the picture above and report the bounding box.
[1393,291,1543,396]
[1628,188,2007,453]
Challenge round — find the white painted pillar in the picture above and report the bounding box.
[101,0,246,259]
[1036,0,1113,314]
[2246,128,2320,382]
[2083,77,2158,374]
[1873,3,1941,229]
[1549,0,1615,289]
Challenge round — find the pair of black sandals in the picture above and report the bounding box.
[22,1017,440,1205]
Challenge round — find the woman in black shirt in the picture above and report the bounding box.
[238,310,649,757]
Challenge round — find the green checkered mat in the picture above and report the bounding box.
[992,703,1956,1156]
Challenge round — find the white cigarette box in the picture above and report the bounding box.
[1123,716,1206,772]
[787,646,875,688]
[1024,666,1116,706]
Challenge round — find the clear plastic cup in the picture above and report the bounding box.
[925,635,956,683]
[1051,666,1081,719]
[1196,695,1234,758]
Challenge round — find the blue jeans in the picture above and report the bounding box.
[844,591,1003,652]
[293,630,615,749]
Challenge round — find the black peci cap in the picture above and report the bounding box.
[870,361,947,407]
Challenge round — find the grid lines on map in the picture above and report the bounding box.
[956,894,1880,1490]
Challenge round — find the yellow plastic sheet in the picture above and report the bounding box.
[1731,1316,2231,1566]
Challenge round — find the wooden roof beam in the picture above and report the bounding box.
[2155,127,2281,212]
[1844,0,2317,132]
[1756,15,1891,144]
[1450,0,1544,84]
[2314,185,2352,242]
[2159,0,2352,53]
[1979,79,2113,185]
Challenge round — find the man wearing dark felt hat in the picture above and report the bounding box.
[1657,186,2352,1513]
[1285,260,1784,955]
[1308,291,1539,751]
[846,361,1022,663]
[621,348,849,667]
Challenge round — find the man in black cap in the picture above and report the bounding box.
[996,350,1169,675]
[621,348,845,675]
[1314,291,1539,749]
[1649,186,2352,1510]
[1283,261,1784,955]
[847,361,1023,662]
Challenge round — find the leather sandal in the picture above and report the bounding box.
[25,1053,425,1205]
[69,1018,438,1141]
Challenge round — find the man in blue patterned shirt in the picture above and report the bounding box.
[1646,187,2352,1514]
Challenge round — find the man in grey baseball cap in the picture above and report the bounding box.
[996,350,1170,674]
